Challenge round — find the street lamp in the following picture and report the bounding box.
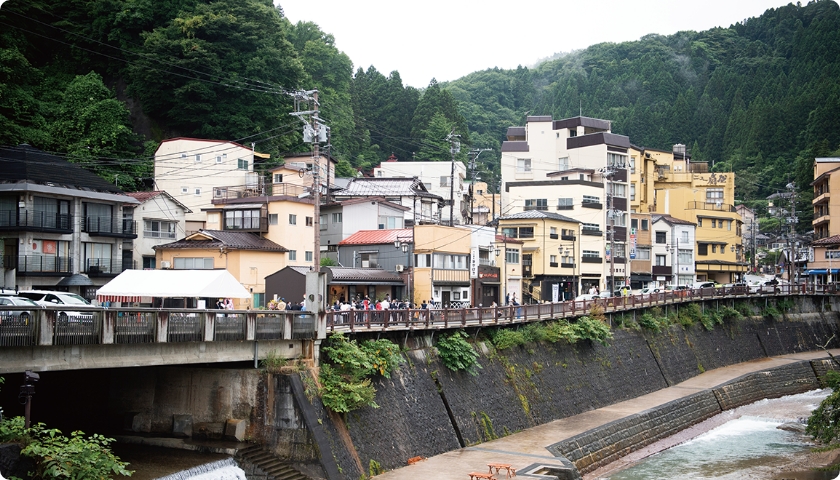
[394,238,412,305]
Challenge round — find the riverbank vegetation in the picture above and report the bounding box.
[807,370,840,444]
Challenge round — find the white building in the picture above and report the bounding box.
[651,214,697,287]
[124,191,191,270]
[373,156,467,225]
[499,116,631,292]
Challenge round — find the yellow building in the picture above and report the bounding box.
[412,224,472,307]
[808,157,840,286]
[498,211,581,301]
[646,146,746,283]
[154,230,287,308]
[469,181,502,226]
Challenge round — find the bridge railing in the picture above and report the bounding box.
[0,306,312,348]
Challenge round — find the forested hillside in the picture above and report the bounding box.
[1,0,839,227]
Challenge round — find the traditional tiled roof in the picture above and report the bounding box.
[125,191,192,212]
[0,144,127,194]
[334,177,443,200]
[339,228,412,246]
[330,196,411,211]
[154,230,288,252]
[495,234,524,245]
[500,210,580,223]
[651,214,696,226]
[326,267,402,283]
[813,235,840,246]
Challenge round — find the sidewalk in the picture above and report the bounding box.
[376,350,839,480]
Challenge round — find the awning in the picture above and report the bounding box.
[98,295,142,303]
[806,269,840,275]
[96,269,250,302]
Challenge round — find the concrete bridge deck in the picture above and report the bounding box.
[374,349,840,480]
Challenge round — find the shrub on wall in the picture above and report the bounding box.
[573,316,613,346]
[436,330,482,375]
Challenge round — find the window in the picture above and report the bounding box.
[237,158,249,170]
[698,218,703,227]
[678,249,692,264]
[360,252,378,267]
[144,220,176,239]
[706,189,724,202]
[641,219,649,230]
[433,254,468,270]
[525,199,547,211]
[698,243,708,255]
[613,244,626,258]
[583,223,600,232]
[550,227,557,237]
[582,195,600,204]
[630,156,636,173]
[655,255,666,266]
[440,176,450,187]
[332,213,342,223]
[216,155,223,164]
[582,250,600,258]
[289,250,297,261]
[505,248,520,264]
[289,214,297,225]
[194,188,201,196]
[306,216,313,227]
[273,173,283,183]
[378,215,403,229]
[558,197,574,209]
[195,154,201,163]
[225,209,261,229]
[609,183,626,198]
[142,256,156,269]
[519,227,534,238]
[415,254,432,268]
[655,232,667,244]
[718,219,723,228]
[681,231,689,243]
[173,257,214,269]
[607,153,627,168]
[502,227,517,238]
[631,219,638,229]
[305,251,313,262]
[558,157,569,171]
[727,220,732,230]
[636,247,651,260]
[181,187,188,194]
[613,213,627,227]
[550,255,557,264]
[269,214,278,225]
[630,184,636,201]
[516,158,531,173]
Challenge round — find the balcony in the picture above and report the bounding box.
[6,255,73,275]
[582,228,603,236]
[652,265,672,276]
[561,233,576,241]
[84,258,122,276]
[582,257,603,264]
[83,217,138,238]
[560,262,575,268]
[0,209,72,233]
[687,201,736,213]
[582,201,603,209]
[549,262,559,268]
[213,183,307,203]
[223,216,269,233]
[813,191,830,205]
[524,205,548,212]
[143,229,177,239]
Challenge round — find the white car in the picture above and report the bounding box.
[574,294,602,301]
[17,290,94,323]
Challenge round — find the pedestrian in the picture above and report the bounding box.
[225,298,234,310]
[277,298,287,310]
[216,298,225,309]
[589,284,597,295]
[505,293,510,305]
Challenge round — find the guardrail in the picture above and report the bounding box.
[324,284,822,333]
[0,307,316,348]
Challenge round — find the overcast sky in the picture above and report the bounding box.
[279,0,813,88]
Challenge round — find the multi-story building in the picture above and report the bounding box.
[335,228,412,301]
[320,198,410,263]
[154,138,270,234]
[332,177,444,225]
[808,157,840,286]
[499,116,631,293]
[647,146,745,283]
[467,181,502,226]
[0,145,139,297]
[124,191,191,270]
[412,224,472,307]
[651,214,697,287]
[497,211,580,301]
[373,155,467,225]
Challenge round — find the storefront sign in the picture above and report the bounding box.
[470,247,479,279]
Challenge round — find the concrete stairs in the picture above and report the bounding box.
[235,445,310,480]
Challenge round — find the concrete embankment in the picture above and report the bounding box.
[277,296,840,480]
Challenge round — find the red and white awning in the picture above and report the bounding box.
[96,295,141,303]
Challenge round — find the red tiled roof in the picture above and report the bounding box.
[813,235,840,246]
[339,229,412,246]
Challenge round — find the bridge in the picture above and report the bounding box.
[0,285,823,374]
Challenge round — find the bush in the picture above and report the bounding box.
[638,312,662,332]
[260,350,287,374]
[573,316,613,346]
[677,303,704,327]
[491,329,527,350]
[436,330,481,375]
[543,320,581,344]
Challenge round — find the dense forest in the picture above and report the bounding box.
[1,0,839,229]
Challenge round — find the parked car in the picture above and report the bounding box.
[17,290,94,323]
[613,286,632,297]
[749,281,780,294]
[574,294,602,301]
[0,296,39,325]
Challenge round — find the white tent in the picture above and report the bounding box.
[96,269,250,302]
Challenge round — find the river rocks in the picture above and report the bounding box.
[777,422,807,433]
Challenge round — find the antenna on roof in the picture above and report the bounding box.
[579,100,582,117]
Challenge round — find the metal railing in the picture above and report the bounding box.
[8,255,73,274]
[0,209,72,232]
[83,216,137,237]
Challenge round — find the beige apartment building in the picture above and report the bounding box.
[808,157,840,286]
[500,116,631,293]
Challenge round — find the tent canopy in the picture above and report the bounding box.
[97,270,250,302]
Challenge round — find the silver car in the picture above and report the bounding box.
[17,290,94,323]
[0,296,38,325]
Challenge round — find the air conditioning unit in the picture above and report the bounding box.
[395,265,404,272]
[715,201,723,208]
[160,261,171,269]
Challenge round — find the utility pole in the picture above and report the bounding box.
[785,181,798,285]
[447,130,460,226]
[604,165,617,293]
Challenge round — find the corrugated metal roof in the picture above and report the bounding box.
[651,214,697,226]
[339,228,413,246]
[500,210,580,223]
[155,230,288,252]
[335,177,442,200]
[0,145,127,194]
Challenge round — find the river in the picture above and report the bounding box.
[589,389,840,480]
